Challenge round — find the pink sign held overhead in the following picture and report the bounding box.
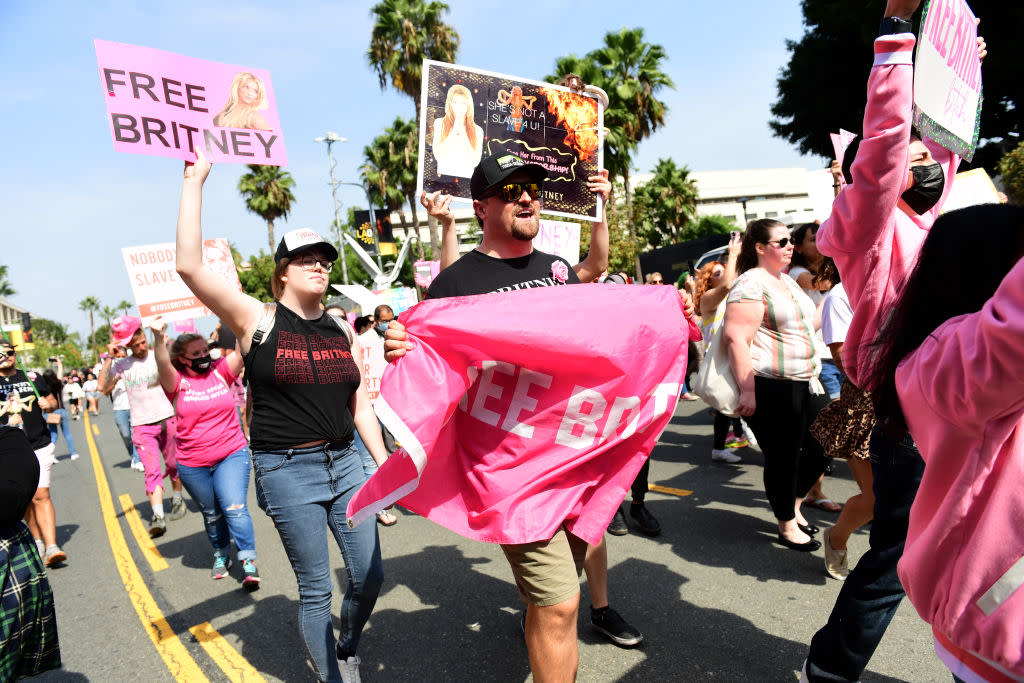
[94,39,287,166]
[830,129,859,167]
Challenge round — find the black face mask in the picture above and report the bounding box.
[900,163,945,215]
[189,354,213,373]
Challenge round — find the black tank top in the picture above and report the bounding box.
[245,303,361,451]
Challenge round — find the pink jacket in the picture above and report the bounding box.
[895,257,1024,681]
[815,33,958,388]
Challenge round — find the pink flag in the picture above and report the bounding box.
[347,285,702,545]
[830,129,859,167]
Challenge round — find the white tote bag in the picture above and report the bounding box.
[692,302,740,416]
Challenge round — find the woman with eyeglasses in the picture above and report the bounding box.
[723,219,827,552]
[175,152,390,683]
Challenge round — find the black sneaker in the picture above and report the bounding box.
[591,607,643,647]
[629,503,661,537]
[607,507,629,536]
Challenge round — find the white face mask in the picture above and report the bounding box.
[209,348,223,360]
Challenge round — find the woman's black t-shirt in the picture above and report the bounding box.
[245,304,362,451]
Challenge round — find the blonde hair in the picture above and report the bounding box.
[438,85,478,149]
[213,72,268,127]
[271,258,290,300]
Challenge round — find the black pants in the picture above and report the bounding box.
[630,459,650,504]
[744,376,826,521]
[712,411,744,450]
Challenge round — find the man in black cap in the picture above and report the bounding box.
[396,154,643,680]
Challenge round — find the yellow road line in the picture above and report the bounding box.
[118,494,169,572]
[189,623,267,683]
[92,423,100,435]
[83,412,210,682]
[649,483,693,497]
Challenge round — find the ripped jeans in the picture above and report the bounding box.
[176,447,257,561]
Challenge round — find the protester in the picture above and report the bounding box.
[82,371,101,416]
[723,219,826,553]
[64,375,84,420]
[0,425,61,678]
[0,340,68,568]
[41,370,78,462]
[354,304,398,527]
[394,154,657,678]
[694,232,746,463]
[866,203,1023,683]
[150,320,261,589]
[802,2,986,679]
[98,317,186,537]
[176,151,391,683]
[109,346,143,471]
[646,274,698,402]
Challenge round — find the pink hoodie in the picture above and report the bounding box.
[895,256,1024,682]
[815,33,958,388]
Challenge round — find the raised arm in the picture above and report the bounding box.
[573,169,611,283]
[149,319,180,396]
[422,191,460,269]
[699,232,742,317]
[176,152,265,352]
[96,346,119,395]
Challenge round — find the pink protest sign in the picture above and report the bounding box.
[173,319,197,334]
[95,39,287,166]
[913,0,982,161]
[830,129,858,167]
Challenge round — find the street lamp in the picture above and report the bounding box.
[738,196,750,227]
[314,132,349,285]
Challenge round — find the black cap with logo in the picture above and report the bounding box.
[470,153,548,200]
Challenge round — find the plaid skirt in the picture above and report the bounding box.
[0,521,61,679]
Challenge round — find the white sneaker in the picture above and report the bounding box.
[740,419,758,449]
[131,460,145,472]
[711,448,742,463]
[339,655,362,683]
[69,453,80,461]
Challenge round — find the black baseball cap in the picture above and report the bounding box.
[470,153,547,200]
[274,228,339,263]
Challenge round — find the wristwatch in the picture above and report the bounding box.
[879,16,914,36]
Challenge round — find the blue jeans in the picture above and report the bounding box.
[251,441,383,683]
[819,360,845,400]
[805,425,925,682]
[354,431,377,479]
[176,447,256,560]
[47,408,76,455]
[113,408,139,464]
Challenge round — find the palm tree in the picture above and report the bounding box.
[632,159,699,248]
[362,117,426,260]
[238,165,297,253]
[0,264,14,298]
[367,0,460,122]
[368,0,459,255]
[100,305,119,334]
[117,299,133,317]
[78,296,101,361]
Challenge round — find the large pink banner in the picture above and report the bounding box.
[95,39,287,166]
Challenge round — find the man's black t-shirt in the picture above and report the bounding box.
[0,370,52,450]
[425,249,580,299]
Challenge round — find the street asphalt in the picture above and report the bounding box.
[31,399,947,682]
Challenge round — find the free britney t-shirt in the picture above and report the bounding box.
[166,359,247,467]
[426,249,579,299]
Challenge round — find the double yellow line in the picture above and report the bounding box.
[83,413,264,682]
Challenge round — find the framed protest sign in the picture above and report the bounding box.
[913,0,982,161]
[417,60,604,222]
[122,238,241,325]
[95,40,287,165]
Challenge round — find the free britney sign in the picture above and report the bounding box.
[95,40,287,165]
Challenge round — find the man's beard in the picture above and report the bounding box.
[511,216,539,241]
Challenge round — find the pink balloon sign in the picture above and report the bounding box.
[94,39,287,166]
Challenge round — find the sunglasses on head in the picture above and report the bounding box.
[764,237,792,248]
[487,182,542,202]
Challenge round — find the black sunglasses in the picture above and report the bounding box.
[764,237,792,248]
[486,182,542,202]
[3,349,15,357]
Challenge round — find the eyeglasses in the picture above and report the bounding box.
[764,238,792,248]
[487,182,542,202]
[298,255,334,272]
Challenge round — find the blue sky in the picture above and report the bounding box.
[1,1,820,341]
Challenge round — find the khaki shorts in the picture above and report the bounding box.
[501,526,588,607]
